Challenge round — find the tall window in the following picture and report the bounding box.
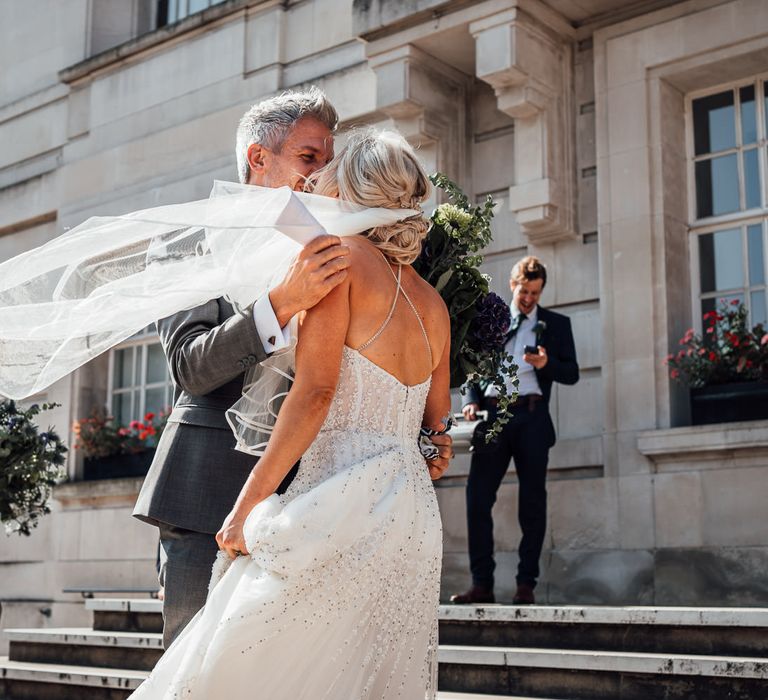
[109,326,173,426]
[156,0,227,27]
[689,77,768,326]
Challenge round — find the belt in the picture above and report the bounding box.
[487,394,543,412]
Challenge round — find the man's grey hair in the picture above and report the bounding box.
[235,87,339,183]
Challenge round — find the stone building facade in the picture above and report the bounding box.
[1,0,767,643]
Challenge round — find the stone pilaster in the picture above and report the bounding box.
[471,7,578,244]
[366,44,469,185]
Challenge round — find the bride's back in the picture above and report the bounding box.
[310,129,449,388]
[345,236,447,387]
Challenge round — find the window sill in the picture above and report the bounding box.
[53,476,144,510]
[58,0,260,84]
[637,419,768,473]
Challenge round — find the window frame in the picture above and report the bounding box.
[107,328,173,426]
[686,73,768,332]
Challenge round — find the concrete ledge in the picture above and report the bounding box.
[637,421,768,467]
[5,629,162,649]
[86,599,163,614]
[53,477,144,509]
[438,645,768,679]
[439,605,768,627]
[0,656,147,688]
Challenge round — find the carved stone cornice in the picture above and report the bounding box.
[471,5,578,244]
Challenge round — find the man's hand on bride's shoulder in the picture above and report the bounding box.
[269,235,351,326]
[427,434,453,481]
[216,508,250,560]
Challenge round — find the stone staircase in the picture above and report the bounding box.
[1,600,768,699]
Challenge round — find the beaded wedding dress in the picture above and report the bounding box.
[129,266,443,700]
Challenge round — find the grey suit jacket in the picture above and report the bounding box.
[133,298,267,534]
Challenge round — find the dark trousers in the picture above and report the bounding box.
[158,523,220,649]
[466,399,551,589]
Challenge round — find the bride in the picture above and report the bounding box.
[128,129,451,699]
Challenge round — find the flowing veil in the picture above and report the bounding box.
[0,181,418,453]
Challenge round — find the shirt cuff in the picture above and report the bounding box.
[252,294,291,354]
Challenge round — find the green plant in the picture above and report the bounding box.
[73,408,168,459]
[0,400,67,536]
[666,299,768,388]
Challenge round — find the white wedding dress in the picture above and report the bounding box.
[129,266,443,699]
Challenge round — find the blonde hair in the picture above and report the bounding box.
[310,129,431,265]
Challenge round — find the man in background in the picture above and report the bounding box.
[452,255,579,605]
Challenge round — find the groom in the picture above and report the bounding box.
[133,88,348,648]
[134,88,453,648]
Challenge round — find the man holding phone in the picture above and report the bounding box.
[452,256,579,605]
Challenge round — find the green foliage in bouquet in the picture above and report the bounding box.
[0,400,67,536]
[414,174,518,439]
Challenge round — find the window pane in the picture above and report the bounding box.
[699,228,744,292]
[114,392,133,426]
[695,154,739,217]
[145,387,167,418]
[743,149,761,209]
[168,0,178,22]
[740,85,757,144]
[748,224,765,285]
[693,90,736,155]
[147,343,168,384]
[113,348,133,388]
[188,0,208,13]
[751,290,767,326]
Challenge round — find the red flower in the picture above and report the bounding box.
[730,298,740,306]
[708,351,717,361]
[138,430,149,441]
[670,369,680,379]
[118,427,131,436]
[703,311,716,321]
[144,412,155,422]
[762,334,768,346]
[129,420,140,430]
[706,327,715,335]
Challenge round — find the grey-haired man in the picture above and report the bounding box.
[133,88,348,647]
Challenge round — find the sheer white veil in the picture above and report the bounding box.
[0,181,418,454]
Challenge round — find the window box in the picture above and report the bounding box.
[84,449,156,481]
[690,382,768,425]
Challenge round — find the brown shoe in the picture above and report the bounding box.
[512,583,535,605]
[450,585,495,604]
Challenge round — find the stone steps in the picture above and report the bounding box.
[0,657,534,700]
[439,604,768,657]
[2,599,768,699]
[5,628,163,671]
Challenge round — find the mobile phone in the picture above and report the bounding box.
[523,344,539,355]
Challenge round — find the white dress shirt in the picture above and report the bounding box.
[252,294,291,354]
[485,304,542,399]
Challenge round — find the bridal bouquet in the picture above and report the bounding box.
[414,174,518,438]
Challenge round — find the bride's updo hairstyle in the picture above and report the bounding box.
[310,129,431,265]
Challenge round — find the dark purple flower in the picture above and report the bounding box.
[471,292,511,350]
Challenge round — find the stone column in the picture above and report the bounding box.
[471,7,577,244]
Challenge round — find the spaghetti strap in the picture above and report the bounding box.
[356,249,433,365]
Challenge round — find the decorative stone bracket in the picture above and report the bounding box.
[366,44,469,186]
[471,8,578,244]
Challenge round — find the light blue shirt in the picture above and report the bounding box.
[485,304,542,398]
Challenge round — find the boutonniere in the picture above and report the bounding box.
[533,320,547,344]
